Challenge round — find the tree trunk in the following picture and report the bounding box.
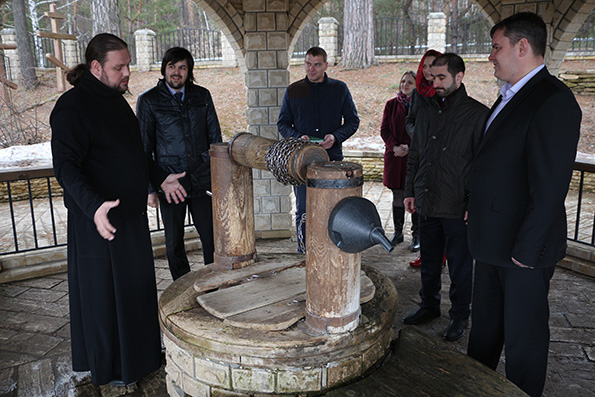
[12,0,38,89]
[341,0,377,69]
[26,0,44,68]
[91,0,122,37]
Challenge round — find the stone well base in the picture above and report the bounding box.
[158,262,398,396]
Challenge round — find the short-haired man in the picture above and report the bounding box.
[51,33,187,386]
[403,53,488,341]
[277,46,359,252]
[467,12,581,396]
[137,47,222,280]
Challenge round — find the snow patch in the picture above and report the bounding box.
[0,142,52,168]
[344,136,384,152]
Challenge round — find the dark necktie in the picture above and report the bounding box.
[174,91,183,105]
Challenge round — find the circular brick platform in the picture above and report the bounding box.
[159,263,397,396]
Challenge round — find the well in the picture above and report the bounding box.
[158,134,397,396]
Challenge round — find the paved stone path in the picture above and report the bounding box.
[0,182,594,396]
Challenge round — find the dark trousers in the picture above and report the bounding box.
[159,194,215,280]
[468,261,555,397]
[418,216,472,320]
[294,184,307,253]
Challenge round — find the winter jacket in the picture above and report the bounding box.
[277,74,359,161]
[381,96,410,189]
[404,84,488,218]
[137,80,222,197]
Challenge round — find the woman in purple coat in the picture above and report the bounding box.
[381,71,416,246]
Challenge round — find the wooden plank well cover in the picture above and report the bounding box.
[196,265,375,331]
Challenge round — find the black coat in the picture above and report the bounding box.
[137,80,222,197]
[50,71,165,385]
[467,68,582,268]
[405,84,488,218]
[277,75,359,161]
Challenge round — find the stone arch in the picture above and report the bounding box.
[474,0,595,74]
[286,0,326,54]
[195,0,247,71]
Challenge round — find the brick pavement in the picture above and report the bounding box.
[0,182,594,396]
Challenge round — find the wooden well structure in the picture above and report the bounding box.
[158,133,398,396]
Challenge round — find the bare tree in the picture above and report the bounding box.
[26,0,55,68]
[341,0,377,68]
[181,0,195,28]
[12,0,38,88]
[91,0,121,36]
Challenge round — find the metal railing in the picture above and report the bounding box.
[292,24,319,59]
[570,11,595,53]
[2,160,593,256]
[446,15,492,54]
[0,166,193,256]
[374,18,428,56]
[1,53,12,81]
[75,34,137,66]
[568,159,595,246]
[154,28,221,63]
[30,36,54,68]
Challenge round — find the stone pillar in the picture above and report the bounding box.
[243,0,293,239]
[318,17,339,65]
[134,29,156,72]
[0,29,19,81]
[62,39,79,69]
[427,12,446,53]
[221,34,237,67]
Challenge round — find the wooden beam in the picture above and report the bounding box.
[0,43,17,50]
[44,11,65,19]
[45,53,70,72]
[0,76,18,90]
[37,31,77,41]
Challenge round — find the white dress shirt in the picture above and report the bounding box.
[484,64,545,132]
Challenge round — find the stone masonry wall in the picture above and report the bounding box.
[560,70,595,95]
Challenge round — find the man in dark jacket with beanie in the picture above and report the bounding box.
[137,47,222,280]
[403,53,488,341]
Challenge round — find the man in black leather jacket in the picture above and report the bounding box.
[137,47,222,280]
[403,53,488,341]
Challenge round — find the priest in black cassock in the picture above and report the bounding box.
[50,33,187,387]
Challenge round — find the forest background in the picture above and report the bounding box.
[0,0,484,43]
[0,0,593,158]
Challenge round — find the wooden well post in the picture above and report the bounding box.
[304,162,364,334]
[209,142,256,270]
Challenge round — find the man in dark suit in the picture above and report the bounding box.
[466,12,582,397]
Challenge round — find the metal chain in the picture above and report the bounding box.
[297,212,307,254]
[265,137,315,186]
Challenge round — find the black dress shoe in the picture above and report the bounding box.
[402,306,440,325]
[390,233,404,246]
[410,236,420,252]
[443,319,468,341]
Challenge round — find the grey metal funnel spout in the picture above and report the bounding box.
[328,196,394,253]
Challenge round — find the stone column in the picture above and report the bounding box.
[0,29,19,81]
[318,17,339,65]
[62,39,79,69]
[134,29,156,72]
[427,12,446,53]
[243,0,293,239]
[221,34,237,67]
